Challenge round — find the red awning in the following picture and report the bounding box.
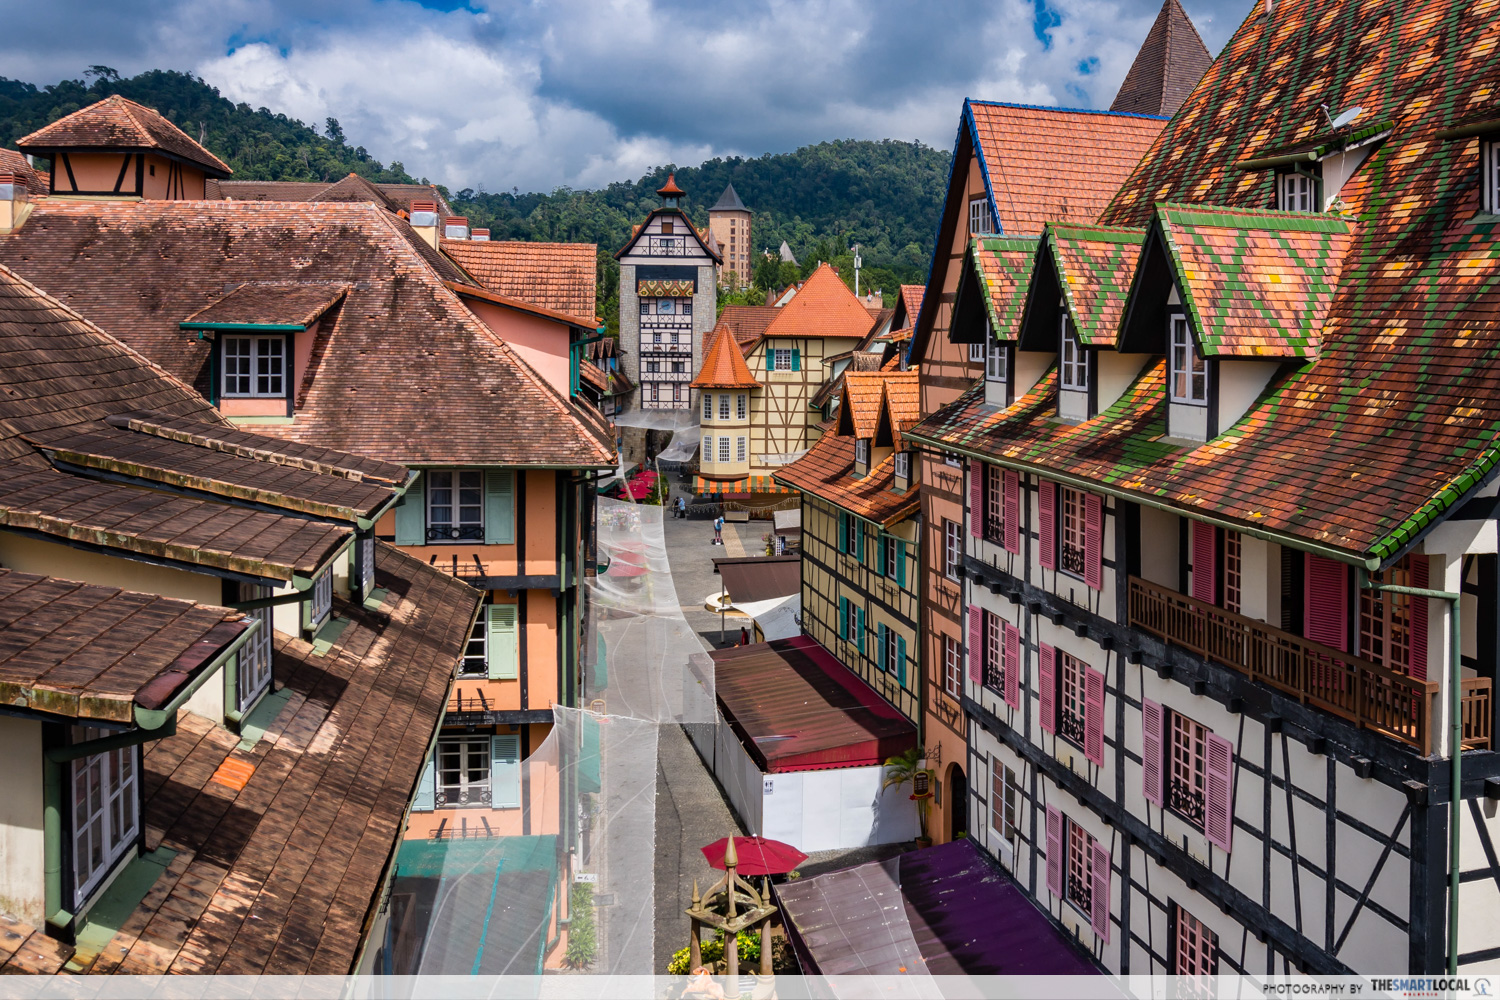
[712,636,916,772]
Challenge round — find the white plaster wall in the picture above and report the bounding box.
[1058,387,1089,422]
[1168,401,1209,442]
[0,716,44,926]
[1097,352,1149,414]
[1217,360,1279,433]
[1139,505,1179,590]
[1015,351,1055,397]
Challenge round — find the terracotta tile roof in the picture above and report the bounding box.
[18,95,231,177]
[718,305,779,352]
[839,371,890,439]
[758,263,873,345]
[1154,204,1353,357]
[182,283,350,329]
[774,432,919,527]
[0,568,248,724]
[446,280,599,330]
[307,173,399,212]
[1109,0,1214,116]
[0,543,481,975]
[895,285,925,328]
[0,201,614,468]
[440,239,597,321]
[692,323,761,389]
[207,179,453,217]
[1044,224,1145,347]
[882,372,922,450]
[971,236,1039,341]
[580,359,609,392]
[966,101,1166,237]
[0,148,46,195]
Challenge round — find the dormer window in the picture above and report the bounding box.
[986,341,1009,383]
[1060,329,1089,391]
[1169,315,1208,405]
[1277,171,1317,212]
[969,197,995,237]
[894,451,910,483]
[1484,138,1500,215]
[968,341,985,363]
[222,335,286,397]
[854,438,870,474]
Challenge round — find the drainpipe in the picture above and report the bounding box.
[1361,571,1462,974]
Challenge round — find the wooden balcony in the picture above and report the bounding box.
[1127,576,1492,756]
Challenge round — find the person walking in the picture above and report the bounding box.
[677,496,687,519]
[713,514,724,545]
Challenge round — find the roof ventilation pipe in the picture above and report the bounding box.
[444,216,470,240]
[471,228,491,241]
[409,199,439,248]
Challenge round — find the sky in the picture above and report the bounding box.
[4,0,1248,193]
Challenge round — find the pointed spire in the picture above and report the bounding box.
[710,183,749,213]
[657,172,685,207]
[691,879,701,905]
[1109,0,1214,117]
[723,833,738,870]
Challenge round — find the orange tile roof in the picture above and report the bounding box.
[0,148,46,195]
[758,263,873,344]
[719,305,780,353]
[774,433,919,526]
[19,95,231,176]
[966,101,1166,236]
[692,323,761,389]
[896,284,925,327]
[840,371,889,438]
[441,239,597,321]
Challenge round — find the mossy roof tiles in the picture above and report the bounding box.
[18,95,231,177]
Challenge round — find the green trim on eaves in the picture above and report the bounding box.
[178,322,307,332]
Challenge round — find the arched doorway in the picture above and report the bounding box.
[947,763,967,842]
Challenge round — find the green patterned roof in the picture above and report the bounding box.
[1046,224,1144,346]
[971,236,1038,340]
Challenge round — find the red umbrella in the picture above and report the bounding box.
[701,835,807,876]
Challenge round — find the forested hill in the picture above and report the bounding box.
[0,68,951,293]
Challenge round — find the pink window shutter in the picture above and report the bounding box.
[1038,480,1056,570]
[1204,732,1235,852]
[1304,553,1350,652]
[1044,806,1063,898]
[1003,471,1021,553]
[1084,665,1105,766]
[1038,643,1057,733]
[967,606,983,684]
[1084,492,1104,591]
[969,460,984,538]
[1003,622,1021,710]
[1141,698,1164,806]
[1408,554,1429,680]
[1190,520,1216,604]
[1090,841,1111,942]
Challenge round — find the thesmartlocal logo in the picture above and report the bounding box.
[1369,979,1479,998]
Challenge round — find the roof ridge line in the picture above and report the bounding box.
[965,97,1170,121]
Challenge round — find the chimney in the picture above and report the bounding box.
[409,200,439,247]
[471,228,491,241]
[0,174,30,234]
[444,216,470,240]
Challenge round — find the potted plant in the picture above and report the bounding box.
[882,747,934,848]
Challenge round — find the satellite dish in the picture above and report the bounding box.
[1328,106,1364,130]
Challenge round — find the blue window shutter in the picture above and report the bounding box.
[878,623,888,670]
[896,540,908,588]
[791,348,801,372]
[839,597,848,640]
[394,473,425,546]
[857,607,866,655]
[491,734,521,808]
[413,755,436,812]
[487,604,519,679]
[484,469,515,545]
[838,512,848,553]
[897,635,907,686]
[874,534,885,578]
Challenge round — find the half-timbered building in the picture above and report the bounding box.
[907,0,1500,976]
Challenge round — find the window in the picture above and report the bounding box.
[1168,712,1208,828]
[1222,530,1242,614]
[1485,140,1500,215]
[894,451,910,482]
[1361,552,1421,675]
[843,599,860,644]
[986,340,1008,382]
[736,394,748,419]
[672,361,685,373]
[1278,171,1315,212]
[222,335,286,397]
[736,436,747,463]
[680,299,693,316]
[719,395,731,419]
[237,583,275,711]
[881,534,900,577]
[944,452,963,468]
[460,602,488,677]
[944,519,963,581]
[1059,486,1086,578]
[773,348,793,371]
[1060,326,1089,391]
[983,464,1004,543]
[70,729,139,907]
[1067,821,1094,914]
[307,565,333,632]
[881,625,901,674]
[646,361,660,374]
[1169,315,1208,404]
[944,635,962,698]
[436,735,492,807]
[991,760,1018,845]
[703,394,713,420]
[968,196,995,236]
[428,470,484,541]
[358,534,375,600]
[854,439,869,467]
[845,515,861,555]
[702,435,712,459]
[968,341,985,363]
[640,299,651,315]
[983,609,1004,690]
[1048,810,1109,940]
[718,437,731,463]
[1173,903,1218,987]
[1058,651,1088,747]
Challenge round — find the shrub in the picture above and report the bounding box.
[565,883,596,969]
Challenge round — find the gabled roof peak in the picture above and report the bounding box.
[19,94,232,177]
[692,323,760,389]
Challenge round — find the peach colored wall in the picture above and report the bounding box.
[220,397,286,417]
[524,471,558,574]
[466,300,573,397]
[140,155,206,200]
[525,589,559,707]
[55,153,129,193]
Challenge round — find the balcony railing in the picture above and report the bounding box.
[644,237,689,256]
[1128,576,1493,755]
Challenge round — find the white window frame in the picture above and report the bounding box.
[1278,171,1315,212]
[307,565,333,631]
[968,196,995,237]
[1485,139,1500,216]
[882,534,900,577]
[719,395,731,419]
[986,340,1008,382]
[844,598,860,642]
[427,469,484,542]
[680,298,693,316]
[718,437,731,463]
[991,758,1018,846]
[640,299,652,315]
[237,583,275,712]
[773,349,793,371]
[1169,314,1208,405]
[894,451,910,482]
[944,519,963,582]
[854,439,869,467]
[944,635,962,697]
[702,435,713,460]
[1060,324,1089,391]
[672,361,685,374]
[436,735,491,807]
[845,514,860,555]
[221,334,287,398]
[703,394,713,420]
[460,601,488,677]
[70,729,139,908]
[736,393,748,419]
[944,452,963,468]
[969,341,985,363]
[736,436,747,463]
[882,625,900,673]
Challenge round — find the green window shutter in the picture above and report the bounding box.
[484,469,515,545]
[856,524,866,564]
[839,597,849,640]
[896,540,907,588]
[857,607,866,655]
[394,472,426,546]
[791,348,801,372]
[878,623,888,670]
[838,512,848,554]
[491,734,521,808]
[413,755,436,812]
[766,347,775,371]
[487,604,519,679]
[897,635,907,686]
